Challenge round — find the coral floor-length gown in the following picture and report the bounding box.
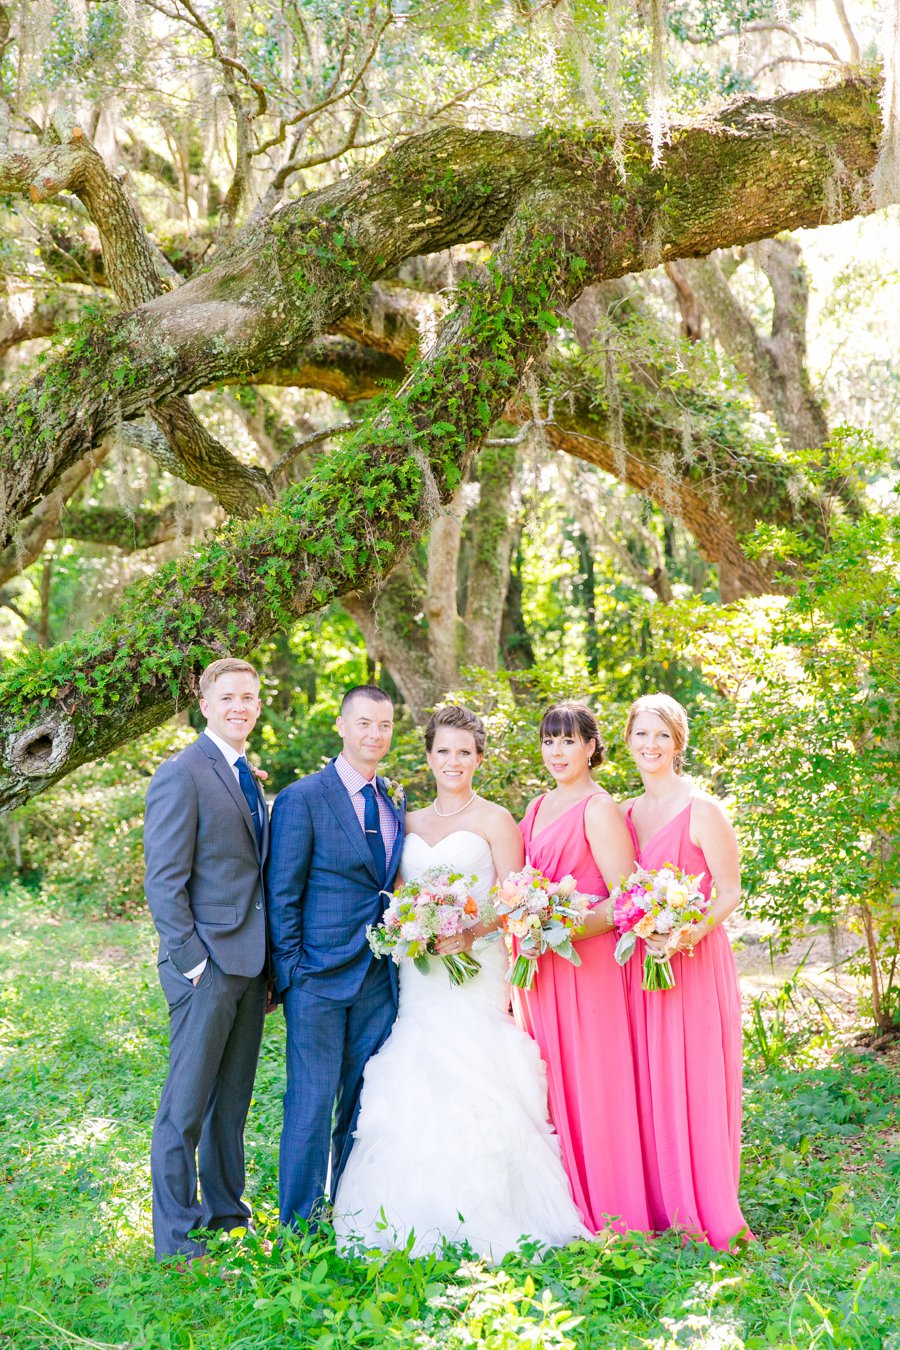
[626,800,750,1250]
[516,795,652,1233]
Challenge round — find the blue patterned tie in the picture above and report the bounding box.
[361,782,386,885]
[236,756,263,849]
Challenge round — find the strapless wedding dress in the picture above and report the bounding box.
[332,829,589,1259]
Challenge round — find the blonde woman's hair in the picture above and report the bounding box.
[625,694,689,774]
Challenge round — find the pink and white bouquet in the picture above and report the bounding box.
[480,865,591,991]
[366,865,481,986]
[612,863,710,991]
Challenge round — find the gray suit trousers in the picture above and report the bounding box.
[151,956,266,1259]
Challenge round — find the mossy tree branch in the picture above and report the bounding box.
[0,80,882,540]
[0,77,887,805]
[0,204,578,804]
[264,277,837,598]
[0,113,274,517]
[56,504,181,552]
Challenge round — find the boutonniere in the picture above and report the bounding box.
[382,777,405,811]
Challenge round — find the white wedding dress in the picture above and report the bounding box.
[332,830,590,1260]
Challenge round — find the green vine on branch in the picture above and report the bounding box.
[0,216,584,759]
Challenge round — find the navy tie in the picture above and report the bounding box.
[361,782,386,885]
[236,756,263,849]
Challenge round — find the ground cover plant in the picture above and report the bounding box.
[1,886,898,1350]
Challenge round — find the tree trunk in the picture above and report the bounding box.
[500,533,536,670]
[462,442,519,671]
[426,494,466,692]
[667,242,832,454]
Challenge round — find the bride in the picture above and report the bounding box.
[333,705,589,1259]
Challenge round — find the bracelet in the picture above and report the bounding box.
[606,898,615,929]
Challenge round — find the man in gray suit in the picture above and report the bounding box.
[144,657,268,1262]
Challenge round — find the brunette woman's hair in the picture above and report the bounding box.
[424,704,487,755]
[538,702,605,768]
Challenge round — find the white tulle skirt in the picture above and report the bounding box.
[332,940,590,1260]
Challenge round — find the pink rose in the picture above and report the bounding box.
[615,899,643,933]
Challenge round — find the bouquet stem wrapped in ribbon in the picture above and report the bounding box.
[611,864,711,991]
[480,866,591,991]
[367,866,481,986]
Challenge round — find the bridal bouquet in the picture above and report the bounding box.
[366,866,482,986]
[480,866,591,992]
[612,864,711,991]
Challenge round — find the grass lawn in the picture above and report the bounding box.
[0,884,898,1349]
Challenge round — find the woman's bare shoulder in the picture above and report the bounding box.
[477,797,519,830]
[690,791,732,829]
[585,790,625,822]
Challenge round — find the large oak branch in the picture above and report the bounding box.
[0,78,886,808]
[265,280,836,595]
[0,79,881,544]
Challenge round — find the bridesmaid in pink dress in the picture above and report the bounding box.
[621,693,750,1250]
[516,702,651,1233]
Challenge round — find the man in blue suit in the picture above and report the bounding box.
[266,685,405,1226]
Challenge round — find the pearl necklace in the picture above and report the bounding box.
[433,792,477,818]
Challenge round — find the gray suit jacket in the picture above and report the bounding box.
[144,733,268,977]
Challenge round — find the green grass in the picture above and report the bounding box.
[0,884,898,1349]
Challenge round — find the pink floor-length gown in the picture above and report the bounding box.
[625,799,750,1250]
[516,795,652,1233]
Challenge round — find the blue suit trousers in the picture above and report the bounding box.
[278,956,395,1226]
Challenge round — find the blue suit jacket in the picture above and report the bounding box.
[265,759,404,1001]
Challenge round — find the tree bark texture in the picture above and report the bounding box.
[667,243,832,453]
[0,80,881,538]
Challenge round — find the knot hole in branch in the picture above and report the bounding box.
[8,717,76,777]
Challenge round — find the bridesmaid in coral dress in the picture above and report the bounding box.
[516,702,651,1233]
[621,693,750,1250]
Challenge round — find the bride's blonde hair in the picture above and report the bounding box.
[624,694,689,774]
